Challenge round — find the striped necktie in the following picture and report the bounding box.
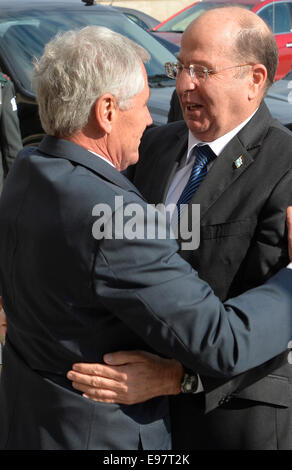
[176,145,216,219]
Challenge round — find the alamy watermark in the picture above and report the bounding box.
[92,196,200,250]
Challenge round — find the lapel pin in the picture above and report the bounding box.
[233,155,243,169]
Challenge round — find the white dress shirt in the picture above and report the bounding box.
[165,111,257,222]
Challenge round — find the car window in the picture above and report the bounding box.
[258,2,292,34]
[124,13,149,30]
[258,4,274,29]
[0,10,175,95]
[274,2,292,33]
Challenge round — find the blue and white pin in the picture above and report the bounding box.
[233,155,243,169]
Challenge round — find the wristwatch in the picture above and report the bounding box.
[181,372,199,393]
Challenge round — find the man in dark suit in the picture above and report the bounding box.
[67,8,292,449]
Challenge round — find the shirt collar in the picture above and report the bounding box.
[186,108,258,163]
[89,150,115,168]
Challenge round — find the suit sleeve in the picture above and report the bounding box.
[1,80,23,174]
[92,200,292,379]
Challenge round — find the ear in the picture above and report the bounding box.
[94,93,117,134]
[248,64,267,100]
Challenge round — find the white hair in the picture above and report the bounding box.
[33,26,150,136]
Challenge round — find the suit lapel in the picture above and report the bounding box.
[38,136,144,199]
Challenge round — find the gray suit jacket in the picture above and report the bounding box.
[0,135,292,449]
[129,102,292,449]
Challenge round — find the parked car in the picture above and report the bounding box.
[152,0,292,81]
[147,32,180,55]
[264,68,292,127]
[0,0,176,145]
[113,6,179,54]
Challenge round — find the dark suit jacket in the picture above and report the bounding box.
[1,135,292,450]
[129,102,292,449]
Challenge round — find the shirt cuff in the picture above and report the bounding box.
[196,375,204,393]
[287,263,292,269]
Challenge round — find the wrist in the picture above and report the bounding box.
[163,359,184,396]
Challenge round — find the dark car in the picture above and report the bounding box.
[0,0,176,145]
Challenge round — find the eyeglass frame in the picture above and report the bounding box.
[165,61,253,81]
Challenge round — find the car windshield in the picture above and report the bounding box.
[158,2,254,32]
[0,8,175,95]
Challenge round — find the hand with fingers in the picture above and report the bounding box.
[67,350,184,405]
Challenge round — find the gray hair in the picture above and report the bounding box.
[33,26,150,136]
[233,17,278,92]
[212,5,278,93]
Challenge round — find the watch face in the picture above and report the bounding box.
[181,373,198,393]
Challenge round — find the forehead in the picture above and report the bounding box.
[179,19,235,64]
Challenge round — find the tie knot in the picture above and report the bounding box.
[193,145,216,167]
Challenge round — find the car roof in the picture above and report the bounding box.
[0,0,120,13]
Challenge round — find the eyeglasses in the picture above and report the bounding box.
[165,62,252,81]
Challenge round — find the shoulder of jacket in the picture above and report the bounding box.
[0,73,11,86]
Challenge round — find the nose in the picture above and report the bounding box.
[176,69,197,93]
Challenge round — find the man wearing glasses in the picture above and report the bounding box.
[68,7,292,449]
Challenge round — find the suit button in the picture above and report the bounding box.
[219,395,231,406]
